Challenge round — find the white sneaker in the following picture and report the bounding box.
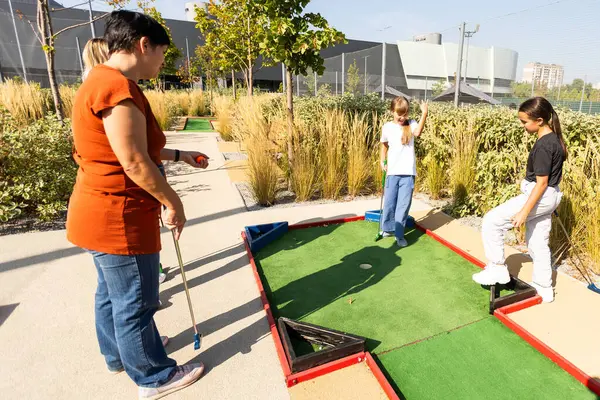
[529,282,554,303]
[382,232,394,238]
[159,272,167,284]
[472,265,511,285]
[139,363,205,400]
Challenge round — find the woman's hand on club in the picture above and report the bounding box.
[381,161,387,172]
[163,205,186,240]
[420,100,429,115]
[181,151,209,169]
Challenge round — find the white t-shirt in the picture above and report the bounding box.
[380,120,419,176]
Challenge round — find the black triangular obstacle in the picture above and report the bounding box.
[278,317,366,373]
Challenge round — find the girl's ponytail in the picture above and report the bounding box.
[550,108,568,161]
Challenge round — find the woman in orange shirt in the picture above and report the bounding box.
[67,11,208,399]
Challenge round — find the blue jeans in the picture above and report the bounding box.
[90,251,176,387]
[382,175,415,240]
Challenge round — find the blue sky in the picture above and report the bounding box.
[65,0,600,83]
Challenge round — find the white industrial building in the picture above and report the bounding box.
[396,33,518,97]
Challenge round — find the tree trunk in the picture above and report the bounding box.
[248,67,253,97]
[246,15,253,97]
[231,70,236,100]
[39,1,64,121]
[208,70,213,116]
[286,69,294,187]
[46,50,64,121]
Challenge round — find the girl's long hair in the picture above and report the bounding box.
[391,96,412,145]
[519,97,567,160]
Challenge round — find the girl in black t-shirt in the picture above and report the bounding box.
[473,97,566,303]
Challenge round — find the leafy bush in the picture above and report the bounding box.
[0,110,76,222]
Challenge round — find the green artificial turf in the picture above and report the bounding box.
[256,221,509,353]
[378,318,597,400]
[183,118,212,131]
[255,220,595,398]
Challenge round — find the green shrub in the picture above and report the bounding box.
[0,110,76,222]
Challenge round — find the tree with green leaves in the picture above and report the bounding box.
[345,60,360,96]
[250,0,346,173]
[195,0,262,97]
[431,80,447,97]
[137,0,182,88]
[192,44,220,111]
[18,0,128,122]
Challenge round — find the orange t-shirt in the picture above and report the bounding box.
[66,65,166,255]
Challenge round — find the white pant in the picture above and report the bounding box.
[482,180,562,288]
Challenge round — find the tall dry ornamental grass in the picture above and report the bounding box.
[0,80,49,125]
[554,136,600,275]
[449,117,480,205]
[144,90,176,131]
[347,112,373,197]
[320,108,347,199]
[291,122,322,201]
[212,95,234,141]
[59,85,77,120]
[247,139,279,206]
[189,91,207,116]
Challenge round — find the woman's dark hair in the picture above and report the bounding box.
[519,97,567,160]
[104,10,170,55]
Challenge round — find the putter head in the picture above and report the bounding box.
[194,333,202,350]
[588,283,600,295]
[375,232,383,242]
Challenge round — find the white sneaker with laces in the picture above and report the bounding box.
[472,264,511,285]
[139,362,205,400]
[529,282,554,303]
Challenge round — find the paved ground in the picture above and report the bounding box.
[1,130,597,400]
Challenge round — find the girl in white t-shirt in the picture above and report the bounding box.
[380,96,428,247]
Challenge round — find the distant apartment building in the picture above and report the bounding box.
[522,62,564,89]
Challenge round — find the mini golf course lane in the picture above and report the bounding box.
[379,318,596,400]
[183,118,212,131]
[256,221,506,353]
[254,221,597,399]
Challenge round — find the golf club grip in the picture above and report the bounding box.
[171,231,199,333]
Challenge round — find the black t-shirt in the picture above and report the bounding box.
[525,132,565,187]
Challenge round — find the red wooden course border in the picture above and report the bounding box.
[495,304,600,395]
[242,215,599,398]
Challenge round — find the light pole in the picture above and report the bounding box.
[88,0,96,38]
[463,24,479,84]
[454,23,466,107]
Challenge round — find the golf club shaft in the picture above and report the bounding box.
[379,169,387,233]
[171,230,199,334]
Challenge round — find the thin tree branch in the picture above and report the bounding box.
[219,41,251,71]
[17,11,43,45]
[53,12,110,37]
[51,1,90,12]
